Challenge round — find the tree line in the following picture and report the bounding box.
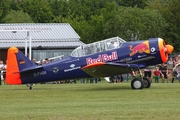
[0,0,179,52]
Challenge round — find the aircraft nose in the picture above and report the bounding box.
[165,44,174,54]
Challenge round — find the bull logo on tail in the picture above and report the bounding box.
[129,41,150,56]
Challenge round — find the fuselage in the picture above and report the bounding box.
[20,38,165,84]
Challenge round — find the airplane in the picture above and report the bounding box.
[5,37,173,90]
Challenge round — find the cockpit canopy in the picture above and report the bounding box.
[71,37,126,57]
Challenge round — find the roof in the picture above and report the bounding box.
[0,23,84,48]
[0,39,84,48]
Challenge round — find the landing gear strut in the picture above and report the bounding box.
[26,83,33,90]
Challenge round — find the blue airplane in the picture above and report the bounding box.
[5,37,173,90]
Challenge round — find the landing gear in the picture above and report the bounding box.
[130,68,151,89]
[26,83,33,90]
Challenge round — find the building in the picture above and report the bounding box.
[0,23,85,62]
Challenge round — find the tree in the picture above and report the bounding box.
[49,0,68,18]
[0,0,11,22]
[2,10,33,23]
[116,7,168,40]
[19,0,53,23]
[60,15,94,43]
[147,0,180,52]
[116,0,148,8]
[100,2,120,39]
[10,0,21,11]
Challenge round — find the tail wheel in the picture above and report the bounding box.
[26,83,33,90]
[131,78,144,89]
[143,77,151,88]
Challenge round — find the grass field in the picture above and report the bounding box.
[0,80,180,120]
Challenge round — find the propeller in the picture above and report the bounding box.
[158,39,174,63]
[165,44,174,54]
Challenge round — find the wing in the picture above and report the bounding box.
[81,62,146,77]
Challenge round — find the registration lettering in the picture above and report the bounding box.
[34,71,47,77]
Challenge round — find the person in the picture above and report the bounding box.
[90,78,94,83]
[175,64,180,83]
[110,76,114,83]
[0,60,2,83]
[50,59,53,62]
[153,67,160,83]
[113,75,118,83]
[39,60,44,65]
[96,48,100,52]
[80,78,85,83]
[86,47,92,55]
[32,58,38,65]
[120,74,124,82]
[108,40,116,49]
[167,57,174,82]
[177,55,180,63]
[0,61,6,84]
[95,78,99,83]
[172,56,179,83]
[173,56,179,65]
[159,63,169,83]
[167,57,174,68]
[123,73,130,82]
[45,58,49,64]
[117,75,121,83]
[143,68,152,82]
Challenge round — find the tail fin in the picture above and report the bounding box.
[6,47,37,84]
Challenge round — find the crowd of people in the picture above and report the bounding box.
[141,55,180,83]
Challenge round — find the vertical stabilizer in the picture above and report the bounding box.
[6,47,37,84]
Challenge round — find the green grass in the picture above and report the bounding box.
[0,80,180,120]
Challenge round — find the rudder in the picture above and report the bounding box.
[6,47,22,84]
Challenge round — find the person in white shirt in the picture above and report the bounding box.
[0,61,5,81]
[0,61,6,81]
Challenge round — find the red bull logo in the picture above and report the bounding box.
[86,52,118,65]
[129,41,150,56]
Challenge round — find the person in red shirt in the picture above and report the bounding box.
[153,67,160,83]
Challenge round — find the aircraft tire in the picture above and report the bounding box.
[131,78,144,89]
[143,77,151,88]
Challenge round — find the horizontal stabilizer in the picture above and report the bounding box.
[15,66,44,74]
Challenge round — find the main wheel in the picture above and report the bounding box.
[131,78,144,89]
[143,77,151,88]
